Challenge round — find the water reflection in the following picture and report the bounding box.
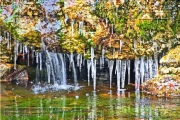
[1,83,180,120]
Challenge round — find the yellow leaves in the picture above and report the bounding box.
[154,10,166,18]
[141,13,152,20]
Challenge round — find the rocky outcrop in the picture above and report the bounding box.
[0,63,28,85]
[142,45,180,97]
[0,63,13,80]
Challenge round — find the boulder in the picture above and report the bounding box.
[142,45,180,97]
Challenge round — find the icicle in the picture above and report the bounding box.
[148,56,153,79]
[36,52,39,64]
[134,58,140,90]
[79,21,83,35]
[9,33,11,50]
[111,24,113,34]
[116,59,121,91]
[14,41,18,70]
[31,47,34,64]
[23,45,25,59]
[87,60,91,86]
[121,60,126,88]
[144,58,149,81]
[25,45,28,53]
[99,47,105,70]
[99,56,103,70]
[7,32,10,49]
[39,52,42,70]
[127,60,131,84]
[70,52,73,66]
[76,54,83,72]
[140,56,144,84]
[109,60,114,89]
[27,48,29,66]
[154,52,158,76]
[35,62,40,82]
[41,36,46,50]
[120,40,123,52]
[77,54,80,67]
[80,54,83,71]
[4,30,6,41]
[91,47,94,78]
[134,40,137,53]
[93,59,97,90]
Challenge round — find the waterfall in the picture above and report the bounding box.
[59,53,67,85]
[109,60,114,88]
[46,51,56,83]
[67,53,78,85]
[72,57,78,85]
[36,62,40,82]
[51,52,61,84]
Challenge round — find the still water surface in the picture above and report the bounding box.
[1,82,180,120]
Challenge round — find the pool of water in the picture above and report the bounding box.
[1,81,180,120]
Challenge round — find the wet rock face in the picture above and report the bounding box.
[7,68,29,82]
[0,63,28,85]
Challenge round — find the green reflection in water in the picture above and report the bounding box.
[1,83,180,120]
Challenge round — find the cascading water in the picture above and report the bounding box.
[59,53,67,85]
[32,0,81,93]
